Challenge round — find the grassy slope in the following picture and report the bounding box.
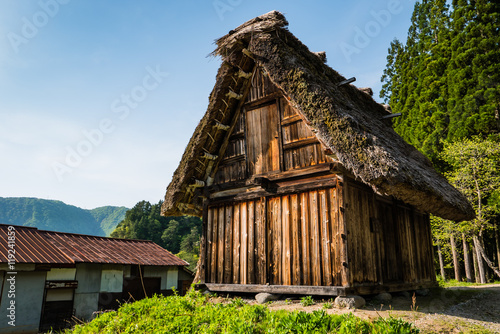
[66,290,419,334]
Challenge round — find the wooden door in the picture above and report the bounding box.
[246,103,280,176]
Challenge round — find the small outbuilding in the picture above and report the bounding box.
[161,11,474,297]
[0,224,192,333]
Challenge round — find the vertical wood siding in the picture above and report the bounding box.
[246,104,280,175]
[205,187,345,287]
[215,67,329,186]
[246,67,280,103]
[344,181,435,286]
[345,184,378,285]
[280,99,327,171]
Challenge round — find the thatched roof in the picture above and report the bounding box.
[161,11,474,222]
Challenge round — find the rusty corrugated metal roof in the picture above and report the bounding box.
[0,225,73,264]
[0,224,188,266]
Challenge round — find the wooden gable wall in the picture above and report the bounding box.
[214,67,330,185]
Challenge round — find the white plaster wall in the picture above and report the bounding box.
[100,269,123,293]
[166,267,178,290]
[46,268,76,281]
[45,289,74,302]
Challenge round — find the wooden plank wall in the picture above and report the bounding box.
[214,113,247,184]
[205,199,267,285]
[267,189,343,286]
[344,183,378,285]
[280,99,327,171]
[377,200,403,283]
[345,180,435,286]
[394,206,434,283]
[205,186,344,287]
[246,67,279,103]
[246,104,280,175]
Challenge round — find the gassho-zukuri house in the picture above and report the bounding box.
[0,224,192,333]
[161,11,474,297]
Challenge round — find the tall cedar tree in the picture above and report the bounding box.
[380,0,500,169]
[447,0,500,142]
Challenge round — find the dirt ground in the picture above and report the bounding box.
[233,284,500,333]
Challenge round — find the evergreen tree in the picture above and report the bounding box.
[447,0,500,142]
[381,0,499,166]
[380,39,403,104]
[414,0,451,167]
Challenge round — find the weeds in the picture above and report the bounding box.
[230,297,246,308]
[300,295,315,307]
[410,293,418,312]
[322,301,333,309]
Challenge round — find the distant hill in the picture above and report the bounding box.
[0,197,128,236]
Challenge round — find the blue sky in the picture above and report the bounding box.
[0,0,417,209]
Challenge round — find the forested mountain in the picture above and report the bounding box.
[0,197,127,236]
[380,0,500,283]
[111,200,201,271]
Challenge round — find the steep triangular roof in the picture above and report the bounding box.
[161,11,474,222]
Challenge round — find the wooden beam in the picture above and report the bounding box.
[282,137,320,151]
[205,283,348,296]
[280,114,302,126]
[219,154,245,166]
[257,163,335,182]
[337,77,356,86]
[243,92,282,111]
[381,113,402,119]
[349,281,438,295]
[209,177,338,203]
[204,280,437,297]
[214,121,230,131]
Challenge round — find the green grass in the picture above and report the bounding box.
[64,289,420,334]
[436,276,500,288]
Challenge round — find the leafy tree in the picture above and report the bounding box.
[161,219,181,252]
[111,200,202,271]
[441,137,500,280]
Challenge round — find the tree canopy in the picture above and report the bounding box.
[111,200,201,271]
